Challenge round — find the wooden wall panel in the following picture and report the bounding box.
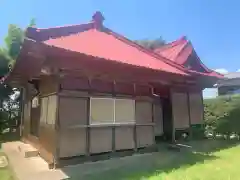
[136,126,154,148]
[39,76,58,96]
[189,92,204,125]
[61,77,89,90]
[91,79,113,93]
[115,99,135,123]
[90,127,112,154]
[59,128,86,157]
[38,95,58,162]
[135,101,152,123]
[90,98,114,124]
[40,97,48,125]
[22,84,57,164]
[171,92,190,129]
[153,102,163,136]
[115,126,134,150]
[46,95,57,125]
[114,82,134,95]
[59,97,88,127]
[38,125,56,161]
[135,85,152,96]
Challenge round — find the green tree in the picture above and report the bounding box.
[204,95,240,138]
[135,37,166,50]
[0,18,36,133]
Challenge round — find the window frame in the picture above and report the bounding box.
[89,97,136,125]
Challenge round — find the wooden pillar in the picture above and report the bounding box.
[19,87,25,137]
[54,75,61,168]
[200,90,205,130]
[170,88,175,143]
[112,81,116,152]
[86,78,91,156]
[133,84,137,151]
[187,91,192,139]
[151,86,156,145]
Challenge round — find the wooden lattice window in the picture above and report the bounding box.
[90,98,135,125]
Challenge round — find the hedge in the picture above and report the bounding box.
[204,94,240,137]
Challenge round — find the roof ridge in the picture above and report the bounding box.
[155,36,188,52]
[26,22,94,41]
[103,27,188,73]
[35,22,94,31]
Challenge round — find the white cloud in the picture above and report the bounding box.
[214,68,228,74]
[237,69,240,72]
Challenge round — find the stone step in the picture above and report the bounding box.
[18,143,39,158]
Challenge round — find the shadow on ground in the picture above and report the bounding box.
[0,130,20,149]
[61,139,239,180]
[1,131,239,180]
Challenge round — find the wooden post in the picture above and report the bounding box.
[133,84,137,151]
[112,81,116,152]
[86,78,91,156]
[151,86,156,145]
[187,91,192,140]
[19,87,25,137]
[169,88,176,143]
[200,90,205,130]
[54,74,61,168]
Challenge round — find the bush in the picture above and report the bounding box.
[204,95,240,137]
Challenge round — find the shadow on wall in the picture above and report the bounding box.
[60,140,239,180]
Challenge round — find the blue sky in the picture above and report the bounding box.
[1,0,239,97]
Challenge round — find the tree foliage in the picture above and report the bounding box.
[204,95,240,137]
[0,19,36,133]
[135,37,166,50]
[4,24,24,60]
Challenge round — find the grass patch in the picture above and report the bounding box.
[65,140,240,180]
[0,167,13,180]
[0,152,14,180]
[0,131,19,180]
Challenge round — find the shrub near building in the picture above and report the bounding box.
[204,95,240,138]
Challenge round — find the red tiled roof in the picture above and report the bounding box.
[42,29,186,75]
[25,12,188,76]
[20,11,223,81]
[154,36,188,62]
[154,36,223,79]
